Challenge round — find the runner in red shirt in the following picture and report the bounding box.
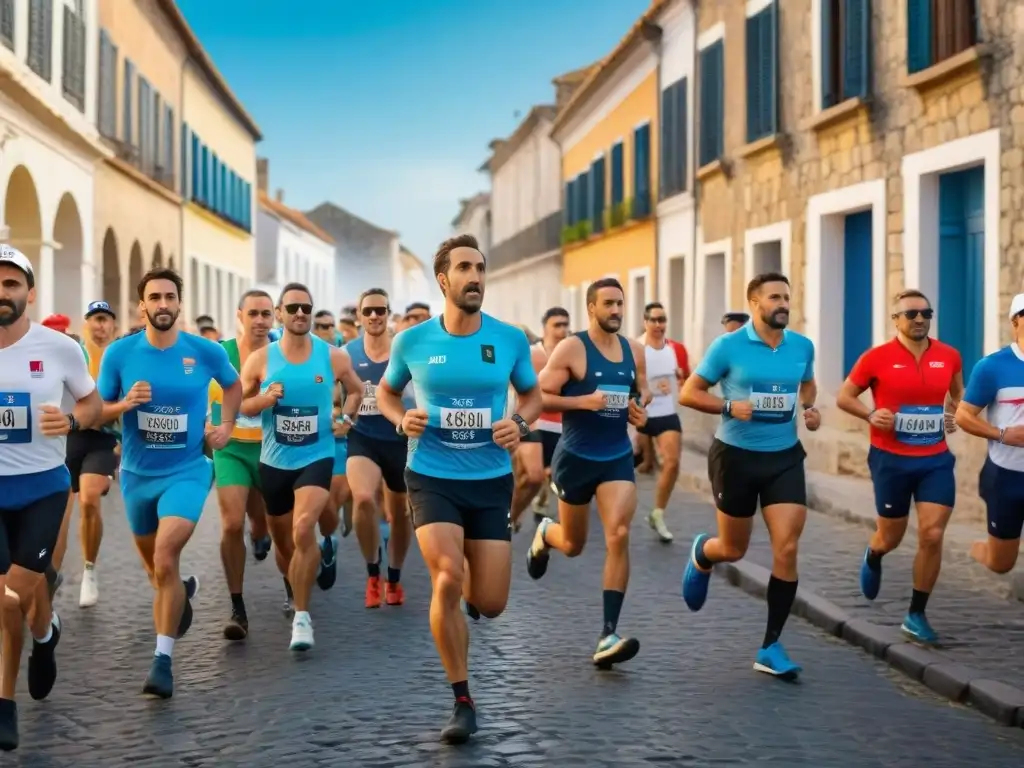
[836,289,964,645]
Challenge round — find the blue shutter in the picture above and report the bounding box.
[591,156,606,233]
[745,13,761,142]
[634,123,651,217]
[906,0,932,74]
[190,134,199,201]
[180,123,190,198]
[843,0,870,99]
[660,85,674,199]
[699,42,724,166]
[243,181,251,230]
[564,180,573,226]
[712,42,724,159]
[579,169,590,226]
[228,171,235,223]
[763,0,778,135]
[821,0,836,107]
[675,79,688,193]
[611,142,624,205]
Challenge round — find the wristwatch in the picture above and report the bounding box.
[396,422,406,437]
[510,414,530,437]
[66,413,79,432]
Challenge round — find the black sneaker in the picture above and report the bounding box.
[176,576,200,638]
[223,608,249,641]
[440,697,478,744]
[251,534,271,562]
[316,536,337,591]
[27,614,61,701]
[142,653,173,699]
[0,698,18,751]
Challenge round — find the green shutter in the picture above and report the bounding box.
[906,0,932,74]
[745,13,761,142]
[611,141,624,205]
[763,0,778,135]
[843,0,870,99]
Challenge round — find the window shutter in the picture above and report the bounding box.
[660,86,673,200]
[843,0,870,99]
[634,123,651,215]
[611,142,624,205]
[763,0,778,135]
[745,13,761,142]
[907,0,932,73]
[676,79,688,193]
[712,42,724,159]
[123,60,134,146]
[699,49,714,167]
[181,124,190,198]
[164,106,174,181]
[564,181,573,226]
[821,0,836,107]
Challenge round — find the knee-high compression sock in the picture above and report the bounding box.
[762,576,798,648]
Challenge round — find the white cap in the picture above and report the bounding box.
[0,244,34,286]
[1011,293,1024,320]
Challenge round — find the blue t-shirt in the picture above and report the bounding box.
[383,313,537,480]
[963,344,1024,472]
[97,331,238,477]
[695,323,815,452]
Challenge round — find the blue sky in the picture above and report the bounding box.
[177,0,650,267]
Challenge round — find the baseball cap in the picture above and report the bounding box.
[722,311,750,325]
[85,300,116,320]
[42,314,71,332]
[0,244,34,288]
[1010,294,1024,320]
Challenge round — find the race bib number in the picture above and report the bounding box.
[894,405,944,446]
[439,406,491,446]
[599,387,630,413]
[274,405,318,446]
[138,406,187,448]
[750,382,796,423]
[649,375,673,396]
[0,392,30,444]
[359,382,380,416]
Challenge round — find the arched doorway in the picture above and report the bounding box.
[3,166,42,319]
[53,193,84,319]
[129,241,143,302]
[152,243,163,268]
[101,227,121,321]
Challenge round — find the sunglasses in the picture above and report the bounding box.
[893,309,933,320]
[284,303,313,316]
[552,321,569,329]
[314,322,334,330]
[646,316,668,324]
[361,306,388,317]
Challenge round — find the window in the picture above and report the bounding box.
[660,78,688,199]
[151,92,161,174]
[200,143,209,204]
[633,123,652,218]
[97,31,117,138]
[190,132,200,202]
[698,41,724,168]
[745,1,778,142]
[821,0,871,108]
[123,59,135,146]
[61,4,86,110]
[610,141,624,206]
[27,0,52,82]
[564,178,575,226]
[577,170,590,226]
[908,0,977,74]
[162,105,174,185]
[138,77,151,170]
[181,123,191,197]
[0,0,14,51]
[590,155,606,234]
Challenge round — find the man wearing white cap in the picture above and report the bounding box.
[955,292,1024,576]
[0,245,103,751]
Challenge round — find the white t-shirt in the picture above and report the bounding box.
[0,324,95,476]
[644,342,678,418]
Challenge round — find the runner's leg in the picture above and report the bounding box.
[349,456,385,607]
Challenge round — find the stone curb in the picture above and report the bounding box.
[715,558,1024,728]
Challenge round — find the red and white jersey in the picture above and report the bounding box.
[533,341,562,433]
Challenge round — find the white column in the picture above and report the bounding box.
[37,242,55,319]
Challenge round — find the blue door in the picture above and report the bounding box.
[938,166,985,379]
[843,210,873,375]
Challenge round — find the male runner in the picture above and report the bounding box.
[955,293,1024,575]
[376,234,541,743]
[638,301,682,542]
[347,288,414,607]
[721,312,750,334]
[239,283,362,651]
[405,302,431,327]
[837,289,961,644]
[528,277,650,668]
[338,316,358,344]
[98,267,239,698]
[211,289,275,640]
[0,247,102,751]
[679,272,819,678]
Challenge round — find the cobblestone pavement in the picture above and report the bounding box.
[6,477,1024,767]
[670,452,1024,694]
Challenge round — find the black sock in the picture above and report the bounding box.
[367,560,380,578]
[866,548,884,571]
[601,590,625,637]
[762,576,799,649]
[451,680,471,702]
[694,537,715,571]
[909,589,930,615]
[230,593,245,614]
[387,566,401,584]
[283,578,293,600]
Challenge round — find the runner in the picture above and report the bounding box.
[376,234,541,743]
[238,282,363,650]
[837,289,961,644]
[721,311,750,333]
[338,316,358,344]
[678,272,819,678]
[0,246,102,751]
[955,293,1024,575]
[210,289,275,641]
[97,267,237,698]
[346,288,414,608]
[527,277,649,669]
[404,302,431,328]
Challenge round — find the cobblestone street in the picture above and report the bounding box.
[6,477,1024,767]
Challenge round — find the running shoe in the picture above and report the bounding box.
[593,632,639,668]
[27,613,61,700]
[753,642,802,679]
[901,612,939,645]
[440,697,478,744]
[681,534,712,611]
[142,653,174,699]
[289,614,314,651]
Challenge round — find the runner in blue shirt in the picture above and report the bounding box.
[678,272,820,679]
[376,234,542,745]
[97,267,240,700]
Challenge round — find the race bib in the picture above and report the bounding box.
[274,405,318,446]
[599,386,630,413]
[0,392,30,444]
[894,405,944,446]
[649,375,673,396]
[439,405,491,447]
[359,382,380,416]
[750,381,796,423]
[138,406,188,448]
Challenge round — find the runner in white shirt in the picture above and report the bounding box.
[0,246,102,752]
[638,302,682,542]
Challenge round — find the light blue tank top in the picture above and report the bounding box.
[260,337,335,469]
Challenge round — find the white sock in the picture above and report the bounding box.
[155,634,175,658]
[293,610,311,625]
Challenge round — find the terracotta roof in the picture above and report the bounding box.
[259,191,334,244]
[550,0,669,137]
[451,192,490,229]
[158,0,262,141]
[479,105,558,174]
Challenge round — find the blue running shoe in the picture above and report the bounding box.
[251,534,272,562]
[142,653,173,699]
[682,534,712,612]
[859,546,882,600]
[901,612,938,645]
[593,633,640,669]
[753,642,802,679]
[316,535,337,591]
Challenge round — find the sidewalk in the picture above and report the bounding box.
[670,447,1024,727]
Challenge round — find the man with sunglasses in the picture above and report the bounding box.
[209,289,276,640]
[239,283,363,651]
[837,289,962,645]
[346,288,414,608]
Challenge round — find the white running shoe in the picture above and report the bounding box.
[79,567,99,607]
[648,509,674,542]
[289,614,314,651]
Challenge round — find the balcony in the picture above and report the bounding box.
[489,211,562,273]
[0,0,14,51]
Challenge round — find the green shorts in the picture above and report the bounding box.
[213,440,262,489]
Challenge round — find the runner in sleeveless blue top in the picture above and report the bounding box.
[97,267,240,700]
[376,235,541,744]
[239,282,363,652]
[346,288,415,609]
[679,272,820,679]
[527,277,651,669]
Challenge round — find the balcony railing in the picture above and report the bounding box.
[62,6,86,111]
[489,211,562,273]
[27,0,52,82]
[0,0,14,51]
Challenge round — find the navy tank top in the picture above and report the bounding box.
[559,331,635,461]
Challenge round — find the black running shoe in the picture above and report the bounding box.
[0,699,17,751]
[176,576,200,638]
[27,614,61,701]
[223,608,248,641]
[440,697,478,744]
[251,535,271,562]
[316,536,337,591]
